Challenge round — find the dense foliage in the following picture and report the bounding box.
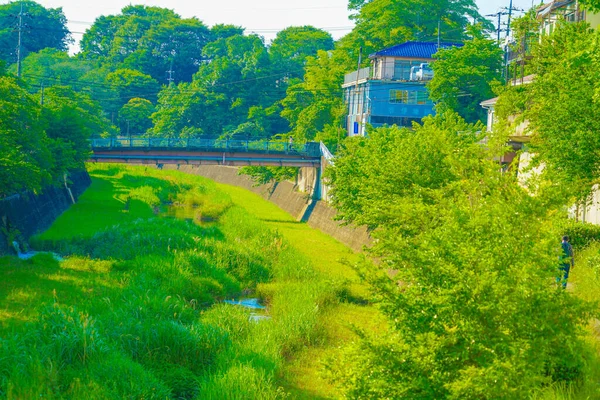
[0,76,52,196]
[429,25,504,123]
[346,0,489,55]
[326,114,595,398]
[0,73,112,197]
[493,21,600,204]
[2,0,494,185]
[524,22,600,202]
[0,0,70,65]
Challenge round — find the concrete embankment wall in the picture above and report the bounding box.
[164,165,372,252]
[0,170,92,255]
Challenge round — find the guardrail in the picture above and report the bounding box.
[91,138,322,158]
[319,142,335,165]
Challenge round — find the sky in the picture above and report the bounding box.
[1,0,545,53]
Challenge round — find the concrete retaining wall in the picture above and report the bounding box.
[0,170,92,255]
[165,165,371,252]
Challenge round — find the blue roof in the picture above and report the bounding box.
[369,41,463,59]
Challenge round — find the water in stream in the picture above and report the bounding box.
[12,241,63,261]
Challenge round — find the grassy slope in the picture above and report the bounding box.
[213,183,384,398]
[532,243,600,400]
[0,165,381,399]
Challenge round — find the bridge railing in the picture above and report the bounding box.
[91,137,321,157]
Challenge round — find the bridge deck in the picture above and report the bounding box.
[90,138,322,168]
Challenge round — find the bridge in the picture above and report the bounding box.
[90,137,323,168]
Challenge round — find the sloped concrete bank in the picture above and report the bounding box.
[164,165,371,252]
[0,170,91,255]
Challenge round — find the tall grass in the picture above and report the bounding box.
[531,242,600,400]
[0,164,356,398]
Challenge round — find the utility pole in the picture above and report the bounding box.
[437,19,441,47]
[351,46,363,137]
[16,2,25,78]
[166,52,175,87]
[504,0,523,38]
[166,66,175,87]
[507,0,514,38]
[40,81,45,106]
[486,11,506,43]
[487,2,523,43]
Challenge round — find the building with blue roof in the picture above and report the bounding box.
[343,41,463,136]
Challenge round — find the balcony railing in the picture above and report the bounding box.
[344,67,371,85]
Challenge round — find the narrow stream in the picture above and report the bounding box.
[12,241,62,261]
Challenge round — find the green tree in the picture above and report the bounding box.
[429,25,504,123]
[210,24,244,41]
[152,34,273,137]
[579,0,600,12]
[106,5,179,64]
[0,76,52,196]
[105,68,160,111]
[12,48,93,90]
[269,26,334,80]
[0,0,70,66]
[151,83,224,137]
[347,0,489,54]
[77,66,120,122]
[79,14,127,60]
[118,98,155,135]
[41,86,114,174]
[80,5,211,85]
[125,18,211,84]
[280,50,347,142]
[326,114,594,397]
[521,22,600,202]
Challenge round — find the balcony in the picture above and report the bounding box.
[343,67,371,86]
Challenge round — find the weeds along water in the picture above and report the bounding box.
[0,164,356,399]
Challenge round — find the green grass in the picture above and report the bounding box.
[530,242,600,400]
[0,164,378,399]
[213,182,381,398]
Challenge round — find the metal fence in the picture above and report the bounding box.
[91,137,322,157]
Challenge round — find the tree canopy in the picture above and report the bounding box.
[520,22,600,202]
[118,98,155,135]
[0,75,114,197]
[326,114,593,397]
[0,0,70,66]
[347,0,490,55]
[80,6,211,85]
[429,25,504,123]
[0,76,52,196]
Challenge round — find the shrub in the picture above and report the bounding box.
[560,219,600,250]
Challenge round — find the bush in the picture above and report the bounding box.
[561,220,600,250]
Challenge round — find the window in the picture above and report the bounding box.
[393,60,424,80]
[390,89,409,104]
[416,91,430,104]
[370,116,421,127]
[390,90,431,105]
[393,61,411,80]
